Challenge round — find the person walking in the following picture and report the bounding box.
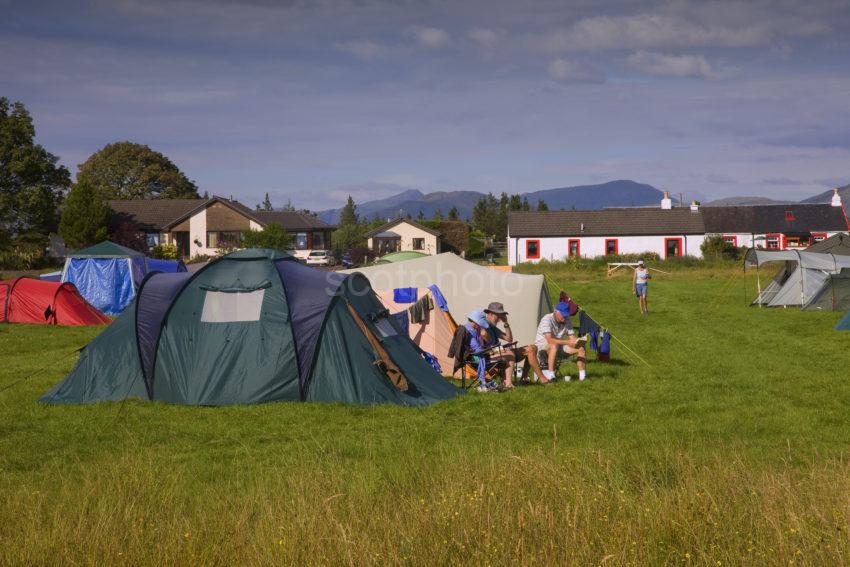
[633,259,651,315]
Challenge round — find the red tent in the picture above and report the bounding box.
[0,278,110,326]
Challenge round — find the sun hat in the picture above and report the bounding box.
[466,310,490,329]
[555,302,571,317]
[484,301,508,315]
[637,259,645,265]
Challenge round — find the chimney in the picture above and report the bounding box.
[690,200,700,213]
[661,191,672,210]
[832,188,843,207]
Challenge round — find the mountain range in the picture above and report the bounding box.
[315,181,849,224]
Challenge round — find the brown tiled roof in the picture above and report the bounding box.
[108,199,205,231]
[702,204,849,234]
[363,218,441,238]
[508,208,705,237]
[254,211,334,230]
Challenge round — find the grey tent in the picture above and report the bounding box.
[744,249,850,311]
[343,253,551,346]
[807,233,850,256]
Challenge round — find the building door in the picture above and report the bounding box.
[173,232,190,258]
[665,237,682,259]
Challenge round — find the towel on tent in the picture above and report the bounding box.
[393,287,418,303]
[408,294,434,323]
[598,331,611,362]
[428,284,449,312]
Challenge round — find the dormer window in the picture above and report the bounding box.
[784,210,796,221]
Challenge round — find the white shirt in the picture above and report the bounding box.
[534,313,573,350]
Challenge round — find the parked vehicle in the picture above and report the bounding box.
[341,253,354,269]
[305,250,335,266]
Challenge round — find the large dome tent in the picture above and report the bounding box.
[42,249,460,406]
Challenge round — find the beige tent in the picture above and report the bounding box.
[344,253,552,346]
[376,287,456,373]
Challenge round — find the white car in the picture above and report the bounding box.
[305,250,335,266]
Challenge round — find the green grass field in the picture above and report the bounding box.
[1,265,848,565]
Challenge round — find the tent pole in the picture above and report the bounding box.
[795,249,804,310]
[756,265,762,308]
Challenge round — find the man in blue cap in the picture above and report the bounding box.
[534,302,589,382]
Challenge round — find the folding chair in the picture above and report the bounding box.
[447,324,510,390]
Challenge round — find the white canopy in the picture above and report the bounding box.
[344,253,552,345]
[744,249,850,308]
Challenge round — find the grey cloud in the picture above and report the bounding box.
[548,58,605,83]
[627,50,726,79]
[468,27,499,48]
[411,26,450,48]
[762,177,803,186]
[336,40,383,60]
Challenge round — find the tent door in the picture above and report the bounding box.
[346,302,409,391]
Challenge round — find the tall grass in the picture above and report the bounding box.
[0,266,848,565]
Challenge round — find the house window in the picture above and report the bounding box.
[312,231,326,249]
[784,210,796,221]
[216,232,242,248]
[207,231,219,248]
[604,239,618,255]
[412,238,425,250]
[665,238,682,258]
[812,233,827,243]
[201,290,265,322]
[526,240,540,260]
[568,239,580,257]
[294,232,308,250]
[722,235,738,246]
[146,233,160,248]
[765,234,780,249]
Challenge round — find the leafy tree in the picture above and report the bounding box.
[537,199,549,211]
[416,210,425,221]
[259,192,273,211]
[77,141,198,199]
[241,223,292,250]
[700,235,739,261]
[472,193,501,237]
[508,194,522,211]
[109,220,148,252]
[202,190,209,199]
[281,198,296,212]
[59,179,109,248]
[522,196,530,211]
[448,206,459,221]
[0,97,70,236]
[332,224,365,253]
[432,208,443,221]
[339,195,358,227]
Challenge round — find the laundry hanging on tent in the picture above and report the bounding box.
[558,291,580,316]
[598,330,611,362]
[391,310,410,334]
[408,294,434,323]
[393,287,418,303]
[422,351,442,374]
[578,310,600,336]
[428,284,449,312]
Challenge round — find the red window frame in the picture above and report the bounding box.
[664,237,683,259]
[784,210,796,221]
[567,239,580,257]
[811,232,827,243]
[604,238,619,255]
[722,235,738,246]
[765,233,782,250]
[526,239,540,260]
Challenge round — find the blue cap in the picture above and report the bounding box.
[555,302,571,317]
[466,310,490,328]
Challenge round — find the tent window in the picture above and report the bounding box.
[201,289,265,322]
[374,318,398,338]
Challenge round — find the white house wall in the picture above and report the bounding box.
[188,210,208,257]
[508,234,708,265]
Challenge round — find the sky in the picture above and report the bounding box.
[2,0,850,210]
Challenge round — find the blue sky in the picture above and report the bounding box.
[2,0,849,209]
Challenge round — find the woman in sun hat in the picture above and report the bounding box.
[633,259,651,315]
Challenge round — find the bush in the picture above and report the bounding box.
[242,223,292,251]
[186,254,212,264]
[150,243,179,260]
[700,236,739,261]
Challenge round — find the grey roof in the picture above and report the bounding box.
[702,204,848,234]
[253,211,334,230]
[363,218,441,239]
[508,208,705,237]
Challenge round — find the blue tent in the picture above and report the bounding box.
[147,258,188,273]
[61,241,147,315]
[837,310,850,331]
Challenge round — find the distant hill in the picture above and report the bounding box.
[800,184,850,204]
[317,180,665,223]
[704,196,795,207]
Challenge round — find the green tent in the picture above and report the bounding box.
[376,251,429,264]
[42,249,461,406]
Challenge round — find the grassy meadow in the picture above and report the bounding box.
[1,262,849,565]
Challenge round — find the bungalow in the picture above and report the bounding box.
[507,189,849,265]
[363,218,441,256]
[108,196,335,259]
[702,190,848,250]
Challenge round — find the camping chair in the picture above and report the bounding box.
[447,324,510,390]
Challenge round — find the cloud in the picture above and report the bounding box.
[537,13,772,52]
[412,26,450,48]
[627,50,724,79]
[547,58,605,84]
[814,177,849,188]
[762,177,803,186]
[468,27,498,48]
[336,40,383,60]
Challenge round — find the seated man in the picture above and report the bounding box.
[534,302,588,382]
[483,302,549,387]
[463,310,505,392]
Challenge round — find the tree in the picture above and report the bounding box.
[109,220,148,252]
[537,199,549,211]
[59,180,109,248]
[522,196,530,211]
[339,195,358,227]
[700,235,739,261]
[508,194,522,211]
[260,192,273,211]
[0,97,70,236]
[281,198,296,212]
[202,190,209,199]
[417,210,425,221]
[332,224,365,253]
[241,223,292,250]
[448,206,459,221]
[77,141,199,199]
[432,208,443,221]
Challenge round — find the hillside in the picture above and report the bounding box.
[703,196,795,206]
[317,180,664,223]
[800,184,850,204]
